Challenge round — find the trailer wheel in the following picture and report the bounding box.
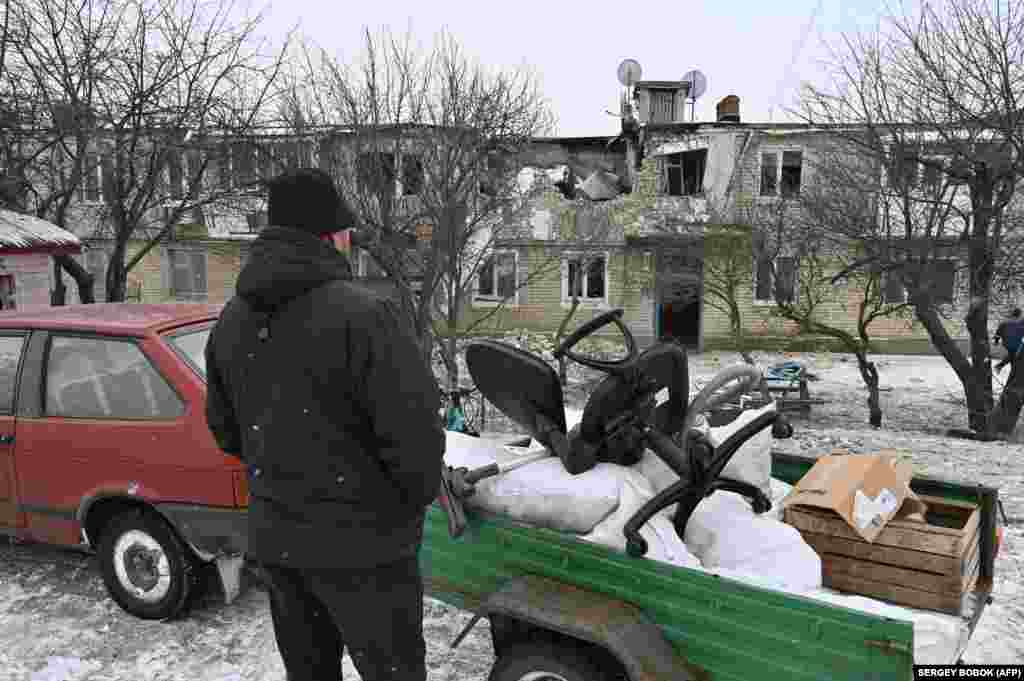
[96,508,196,620]
[489,642,609,681]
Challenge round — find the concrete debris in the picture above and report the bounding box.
[580,170,622,201]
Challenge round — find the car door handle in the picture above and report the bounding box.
[0,434,14,445]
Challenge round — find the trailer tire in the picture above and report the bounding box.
[96,508,196,620]
[489,642,610,681]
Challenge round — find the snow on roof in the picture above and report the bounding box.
[0,209,82,252]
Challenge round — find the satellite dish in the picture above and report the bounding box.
[617,59,643,87]
[681,69,708,100]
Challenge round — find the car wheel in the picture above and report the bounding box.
[97,508,196,620]
[488,643,609,681]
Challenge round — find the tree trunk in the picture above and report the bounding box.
[555,296,581,386]
[990,354,1024,436]
[855,351,882,428]
[106,239,129,302]
[51,259,66,306]
[52,254,96,304]
[728,300,754,365]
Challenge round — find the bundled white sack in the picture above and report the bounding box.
[705,405,774,499]
[443,431,621,534]
[685,490,822,592]
[581,465,700,570]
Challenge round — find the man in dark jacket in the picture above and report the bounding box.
[204,168,444,681]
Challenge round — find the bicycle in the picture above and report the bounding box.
[438,383,485,437]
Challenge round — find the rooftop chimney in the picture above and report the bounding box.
[716,95,740,123]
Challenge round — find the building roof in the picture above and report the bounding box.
[0,209,82,254]
[0,303,221,335]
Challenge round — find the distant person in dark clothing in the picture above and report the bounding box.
[204,168,444,681]
[995,308,1024,372]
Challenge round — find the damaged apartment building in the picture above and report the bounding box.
[474,80,973,353]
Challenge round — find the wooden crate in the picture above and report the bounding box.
[784,495,981,615]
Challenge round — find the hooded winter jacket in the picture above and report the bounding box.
[204,226,444,568]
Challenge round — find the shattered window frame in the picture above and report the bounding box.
[474,250,518,306]
[662,150,707,197]
[780,150,803,197]
[753,254,798,304]
[759,148,804,198]
[562,252,609,304]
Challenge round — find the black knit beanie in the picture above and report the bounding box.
[267,168,356,235]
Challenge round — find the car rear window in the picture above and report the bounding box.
[166,325,211,379]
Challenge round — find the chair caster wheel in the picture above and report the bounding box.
[625,535,648,558]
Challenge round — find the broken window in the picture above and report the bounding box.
[760,150,803,197]
[760,153,778,196]
[649,89,676,124]
[168,249,207,302]
[565,256,606,301]
[754,255,797,303]
[477,251,517,301]
[401,155,424,196]
[45,336,184,420]
[780,151,803,197]
[664,150,706,197]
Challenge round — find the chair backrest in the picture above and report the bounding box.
[465,340,567,448]
[575,340,689,466]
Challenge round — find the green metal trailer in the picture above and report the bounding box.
[423,451,1001,681]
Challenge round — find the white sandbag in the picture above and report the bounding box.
[631,450,679,518]
[443,431,621,534]
[767,477,794,521]
[686,490,822,591]
[581,466,700,570]
[706,404,774,499]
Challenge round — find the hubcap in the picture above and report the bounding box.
[517,674,570,681]
[113,529,172,603]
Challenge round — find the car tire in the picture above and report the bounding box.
[96,508,196,620]
[488,643,610,681]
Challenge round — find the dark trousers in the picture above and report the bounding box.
[260,554,427,681]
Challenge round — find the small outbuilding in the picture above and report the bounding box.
[0,209,82,310]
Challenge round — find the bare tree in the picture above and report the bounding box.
[754,191,915,427]
[798,0,1024,437]
[702,223,757,364]
[3,0,131,303]
[289,28,555,387]
[9,0,288,303]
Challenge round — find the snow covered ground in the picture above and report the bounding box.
[0,350,1021,679]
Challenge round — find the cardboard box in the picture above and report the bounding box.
[781,450,927,543]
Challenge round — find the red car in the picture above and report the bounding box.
[0,303,248,620]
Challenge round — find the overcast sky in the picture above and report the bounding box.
[256,0,890,136]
